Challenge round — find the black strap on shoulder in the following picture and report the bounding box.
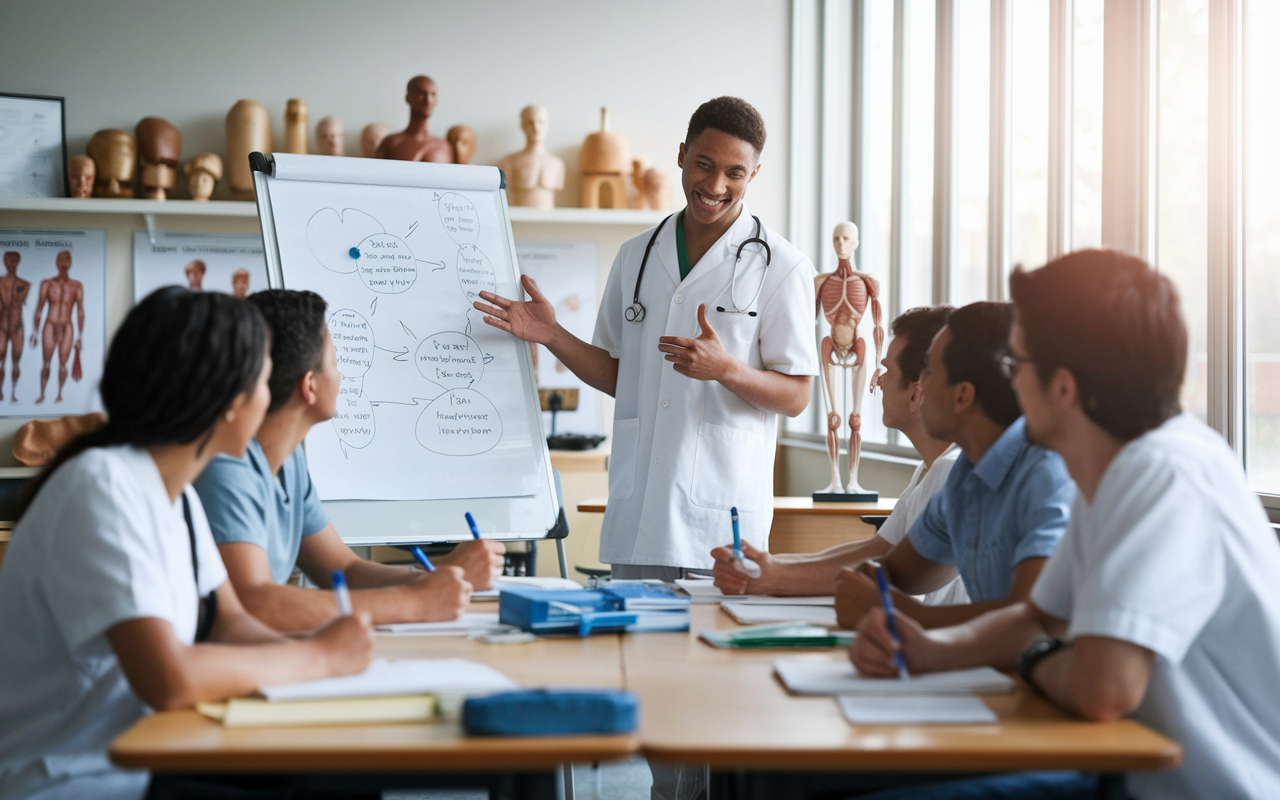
[183,493,219,643]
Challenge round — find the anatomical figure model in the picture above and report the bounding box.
[376,76,454,163]
[814,222,883,498]
[31,250,85,404]
[447,125,476,165]
[67,155,94,198]
[0,251,31,401]
[499,105,565,209]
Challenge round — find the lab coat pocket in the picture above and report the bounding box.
[711,310,761,364]
[609,418,640,500]
[689,421,769,510]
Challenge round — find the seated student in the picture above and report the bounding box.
[834,301,1075,629]
[0,289,372,800]
[195,290,504,633]
[850,250,1280,799]
[710,305,967,606]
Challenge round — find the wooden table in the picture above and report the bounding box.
[0,524,11,571]
[577,496,897,554]
[112,603,1179,800]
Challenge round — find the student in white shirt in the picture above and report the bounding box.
[709,305,966,606]
[851,250,1280,799]
[0,288,374,800]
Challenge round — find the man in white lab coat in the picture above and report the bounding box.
[475,96,818,579]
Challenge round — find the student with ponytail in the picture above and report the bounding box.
[0,288,374,800]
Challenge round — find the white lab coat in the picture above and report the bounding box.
[593,205,819,569]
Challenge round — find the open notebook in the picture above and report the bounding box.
[774,658,1014,696]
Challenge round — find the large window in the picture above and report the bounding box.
[1072,0,1104,250]
[951,0,990,307]
[1010,0,1050,271]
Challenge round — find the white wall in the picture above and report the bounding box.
[2,0,792,224]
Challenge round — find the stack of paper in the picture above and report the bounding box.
[699,623,854,649]
[375,613,515,636]
[473,576,584,601]
[773,659,1014,696]
[675,578,836,608]
[261,658,517,702]
[198,695,437,728]
[837,695,997,724]
[720,601,838,627]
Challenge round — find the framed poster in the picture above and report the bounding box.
[0,93,67,198]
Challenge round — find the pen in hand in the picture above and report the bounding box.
[411,546,436,573]
[730,506,761,578]
[870,560,909,679]
[332,569,353,616]
[465,512,482,540]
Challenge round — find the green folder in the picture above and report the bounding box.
[699,623,855,649]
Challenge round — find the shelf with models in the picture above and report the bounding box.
[0,197,669,226]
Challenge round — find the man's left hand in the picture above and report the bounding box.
[658,304,736,382]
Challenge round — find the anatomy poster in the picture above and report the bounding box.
[514,240,601,435]
[0,228,105,416]
[133,232,268,303]
[268,179,542,502]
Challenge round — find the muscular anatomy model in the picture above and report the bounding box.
[31,251,85,404]
[0,252,31,402]
[814,222,883,497]
[375,76,454,163]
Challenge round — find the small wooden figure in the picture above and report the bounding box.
[498,106,565,209]
[360,123,388,158]
[135,117,181,200]
[284,99,308,154]
[316,115,344,156]
[580,108,630,209]
[85,129,136,198]
[447,125,476,165]
[183,153,223,201]
[67,155,94,199]
[225,100,271,201]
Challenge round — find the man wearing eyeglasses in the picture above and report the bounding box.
[835,301,1076,629]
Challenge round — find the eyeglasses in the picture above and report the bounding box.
[998,354,1036,380]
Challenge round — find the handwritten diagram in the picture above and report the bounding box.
[307,195,506,458]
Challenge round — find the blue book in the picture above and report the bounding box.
[602,581,691,611]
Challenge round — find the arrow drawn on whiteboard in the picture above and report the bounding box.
[375,344,410,362]
[482,352,494,365]
[369,297,378,315]
[433,192,441,201]
[368,396,434,407]
[400,321,416,339]
[407,221,419,238]
[339,442,348,459]
[418,258,446,272]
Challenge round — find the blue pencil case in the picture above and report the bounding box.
[462,689,639,736]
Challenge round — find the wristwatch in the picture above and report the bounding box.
[1017,636,1066,692]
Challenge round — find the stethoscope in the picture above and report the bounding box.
[624,212,772,323]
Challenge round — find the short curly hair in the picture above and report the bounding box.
[686,97,767,155]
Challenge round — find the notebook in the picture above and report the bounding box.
[198,695,437,728]
[675,579,834,606]
[720,602,839,626]
[375,613,516,636]
[837,694,997,724]
[260,658,517,702]
[700,623,854,649]
[773,659,1014,696]
[472,576,584,601]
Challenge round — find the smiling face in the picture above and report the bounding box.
[406,76,438,119]
[677,128,760,228]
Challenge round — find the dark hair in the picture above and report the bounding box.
[15,287,268,521]
[942,302,1021,427]
[1009,249,1186,440]
[686,97,767,155]
[247,290,328,413]
[892,305,955,387]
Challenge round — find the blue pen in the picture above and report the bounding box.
[464,512,482,540]
[730,507,761,578]
[332,569,353,616]
[411,546,436,573]
[871,561,909,679]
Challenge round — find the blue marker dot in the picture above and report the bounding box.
[349,247,361,259]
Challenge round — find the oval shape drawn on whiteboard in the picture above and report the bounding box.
[332,380,375,450]
[415,331,484,390]
[328,308,374,379]
[438,193,479,245]
[417,389,502,456]
[356,233,417,293]
[455,244,496,300]
[307,207,383,273]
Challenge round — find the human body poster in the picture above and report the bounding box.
[0,228,105,416]
[267,179,542,502]
[133,232,268,303]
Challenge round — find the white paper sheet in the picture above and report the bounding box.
[774,659,1014,696]
[720,602,839,626]
[0,228,105,416]
[267,179,543,501]
[838,694,997,724]
[260,658,516,702]
[0,95,64,197]
[374,612,514,635]
[471,575,584,600]
[132,231,269,303]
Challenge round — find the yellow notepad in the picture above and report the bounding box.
[197,694,436,727]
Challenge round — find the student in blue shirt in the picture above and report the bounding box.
[835,301,1074,629]
[195,290,504,634]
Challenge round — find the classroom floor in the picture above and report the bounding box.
[383,756,652,800]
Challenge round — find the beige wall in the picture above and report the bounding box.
[1,0,791,225]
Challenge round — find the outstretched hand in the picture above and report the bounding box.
[658,304,735,382]
[473,274,558,345]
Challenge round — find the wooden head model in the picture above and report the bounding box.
[447,125,476,164]
[67,155,94,199]
[375,75,453,162]
[135,117,182,200]
[631,159,671,210]
[225,100,271,200]
[580,108,630,209]
[498,105,565,209]
[183,153,223,201]
[284,99,308,154]
[361,123,388,158]
[86,129,136,198]
[813,221,883,499]
[316,116,344,156]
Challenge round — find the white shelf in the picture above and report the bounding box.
[0,466,38,479]
[0,197,667,226]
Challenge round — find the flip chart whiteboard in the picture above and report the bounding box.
[251,153,557,545]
